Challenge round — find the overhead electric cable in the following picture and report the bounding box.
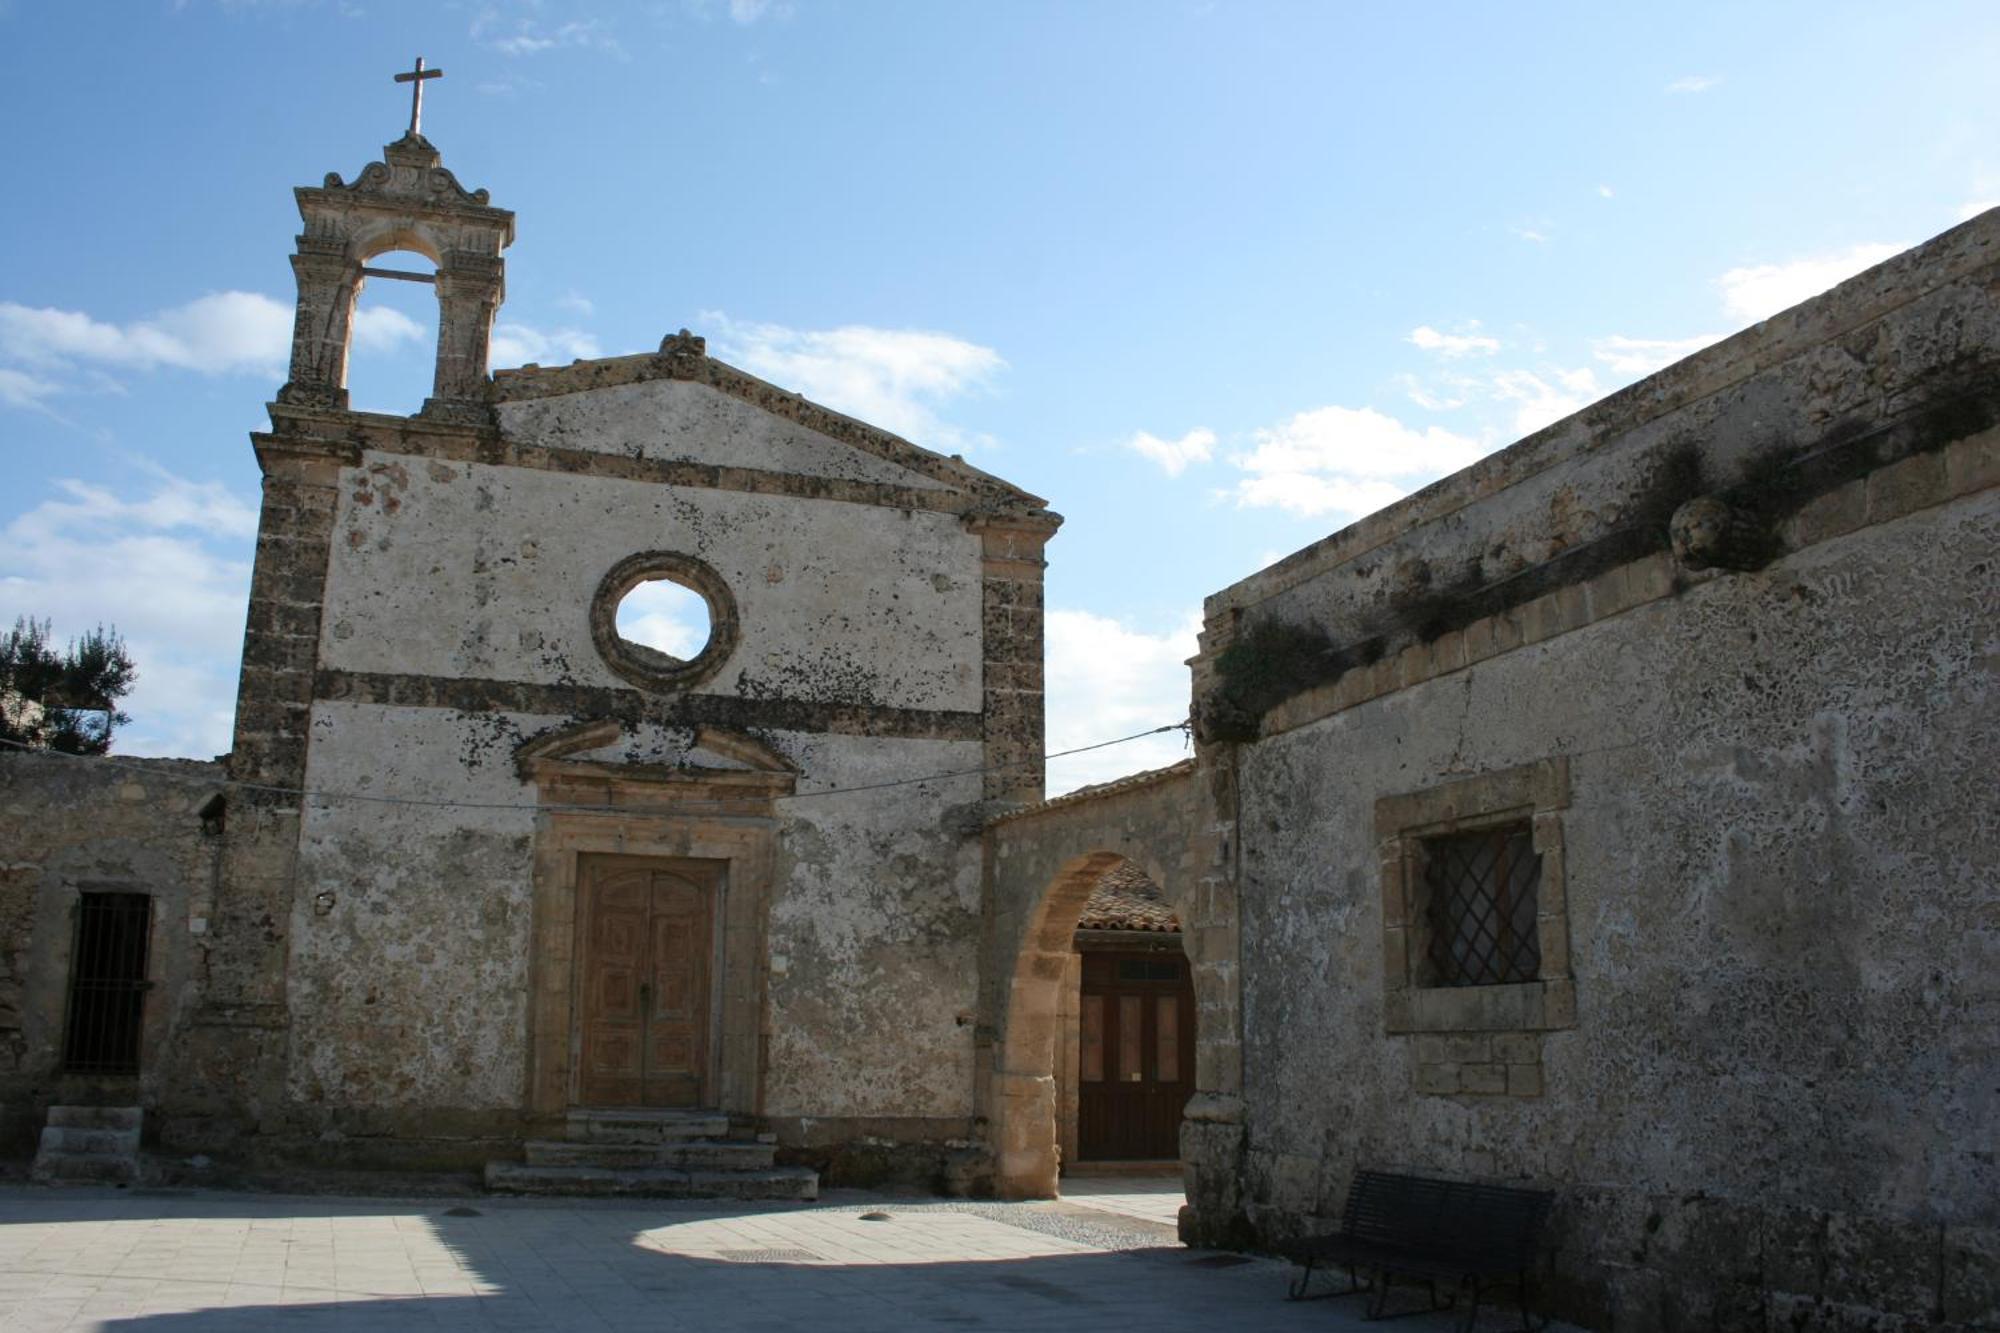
[0,721,1193,818]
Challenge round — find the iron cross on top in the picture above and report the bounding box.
[394,56,443,136]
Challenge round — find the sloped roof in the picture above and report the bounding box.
[1077,860,1179,934]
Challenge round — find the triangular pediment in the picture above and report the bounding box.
[515,719,797,794]
[490,331,1048,512]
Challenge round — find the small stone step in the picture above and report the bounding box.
[524,1139,776,1170]
[34,1152,139,1185]
[38,1126,140,1157]
[566,1109,730,1144]
[485,1162,818,1201]
[47,1105,143,1132]
[34,1106,143,1187]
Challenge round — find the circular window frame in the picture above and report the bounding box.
[590,552,739,693]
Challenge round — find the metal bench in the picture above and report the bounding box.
[1287,1168,1553,1331]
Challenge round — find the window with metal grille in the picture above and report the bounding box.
[1422,823,1540,987]
[63,891,152,1074]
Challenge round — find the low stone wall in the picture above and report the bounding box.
[0,750,225,1155]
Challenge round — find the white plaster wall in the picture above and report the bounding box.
[288,703,540,1109]
[495,379,951,490]
[318,453,983,712]
[290,702,984,1119]
[765,736,986,1120]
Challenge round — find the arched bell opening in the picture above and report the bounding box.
[343,248,439,416]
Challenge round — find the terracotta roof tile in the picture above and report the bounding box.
[1077,860,1179,934]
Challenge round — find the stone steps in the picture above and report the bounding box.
[47,1105,143,1131]
[564,1109,731,1144]
[484,1162,819,1200]
[488,1108,815,1201]
[33,1107,142,1186]
[523,1139,776,1170]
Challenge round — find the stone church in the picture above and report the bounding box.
[2,121,1057,1199]
[3,105,1996,1332]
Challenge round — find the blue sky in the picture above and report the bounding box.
[2,0,1995,791]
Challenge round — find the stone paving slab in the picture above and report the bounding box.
[0,1186,1572,1331]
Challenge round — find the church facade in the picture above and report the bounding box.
[2,126,1056,1195]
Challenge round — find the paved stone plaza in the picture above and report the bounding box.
[0,1182,1567,1331]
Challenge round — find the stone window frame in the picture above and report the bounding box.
[1377,757,1575,1034]
[589,551,740,693]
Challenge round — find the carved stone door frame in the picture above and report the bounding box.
[517,722,794,1128]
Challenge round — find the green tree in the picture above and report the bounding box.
[0,617,137,755]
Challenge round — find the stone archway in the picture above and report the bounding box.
[982,761,1240,1206]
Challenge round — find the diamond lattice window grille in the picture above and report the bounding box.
[1422,823,1541,987]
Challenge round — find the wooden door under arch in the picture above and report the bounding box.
[1077,948,1194,1161]
[575,855,720,1108]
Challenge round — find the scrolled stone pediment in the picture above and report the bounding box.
[322,134,494,208]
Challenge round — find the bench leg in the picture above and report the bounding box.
[1288,1255,1369,1302]
[1365,1271,1451,1322]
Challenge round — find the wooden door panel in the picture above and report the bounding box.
[641,872,709,1108]
[576,858,717,1109]
[1077,950,1195,1162]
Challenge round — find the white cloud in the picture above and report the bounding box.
[0,292,291,375]
[1513,227,1550,244]
[0,367,63,413]
[1224,405,1488,519]
[1395,373,1466,412]
[1592,333,1724,377]
[706,315,1005,450]
[1124,427,1215,478]
[1667,74,1720,94]
[352,306,428,353]
[1716,242,1905,324]
[489,322,602,368]
[1409,325,1500,358]
[472,12,623,57]
[0,472,256,760]
[1489,367,1602,436]
[729,0,770,20]
[1044,609,1198,795]
[1957,199,1999,222]
[0,291,432,411]
[556,291,596,318]
[614,580,710,660]
[1597,184,1615,199]
[1235,405,1486,480]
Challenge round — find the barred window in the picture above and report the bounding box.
[1422,823,1541,987]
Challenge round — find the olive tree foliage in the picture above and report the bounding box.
[0,617,138,755]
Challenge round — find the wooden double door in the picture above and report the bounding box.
[575,855,720,1108]
[1077,948,1195,1161]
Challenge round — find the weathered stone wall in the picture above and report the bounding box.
[0,753,224,1154]
[1190,212,2000,1329]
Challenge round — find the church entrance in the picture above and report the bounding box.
[574,855,720,1108]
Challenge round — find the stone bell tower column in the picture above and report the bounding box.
[275,124,514,420]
